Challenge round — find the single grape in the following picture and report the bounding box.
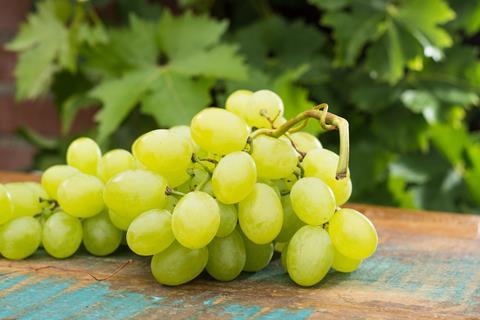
[57,174,105,218]
[238,183,283,244]
[172,191,220,249]
[206,229,246,281]
[132,129,192,178]
[127,209,174,256]
[281,132,322,154]
[97,149,136,183]
[108,210,134,231]
[66,137,101,175]
[216,202,238,238]
[191,108,249,155]
[225,89,253,121]
[241,232,274,272]
[103,169,167,221]
[275,195,304,242]
[302,148,352,206]
[332,247,362,273]
[169,125,201,153]
[0,184,14,225]
[5,183,43,217]
[41,165,79,199]
[212,151,257,204]
[42,211,82,259]
[83,211,123,256]
[251,135,298,179]
[286,225,334,286]
[151,241,208,286]
[290,177,336,226]
[328,208,378,260]
[247,90,284,128]
[0,216,42,260]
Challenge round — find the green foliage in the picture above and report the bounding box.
[7,0,480,213]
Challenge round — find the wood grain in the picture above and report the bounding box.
[0,171,479,319]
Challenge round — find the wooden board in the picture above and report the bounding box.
[0,171,479,319]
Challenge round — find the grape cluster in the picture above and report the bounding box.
[0,89,378,287]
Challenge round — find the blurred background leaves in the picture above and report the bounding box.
[5,0,480,213]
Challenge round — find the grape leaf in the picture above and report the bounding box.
[169,44,247,80]
[233,16,326,73]
[401,89,439,123]
[157,10,228,59]
[91,68,162,142]
[6,0,72,99]
[392,0,455,60]
[141,72,213,127]
[322,4,384,66]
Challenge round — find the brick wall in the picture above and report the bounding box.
[0,0,95,171]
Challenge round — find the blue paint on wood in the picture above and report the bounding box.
[21,282,157,320]
[0,274,29,291]
[0,278,73,318]
[0,276,158,320]
[256,308,314,320]
[221,304,262,320]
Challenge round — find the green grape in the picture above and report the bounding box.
[132,129,192,178]
[5,183,43,217]
[0,216,42,260]
[241,232,273,272]
[328,208,378,260]
[275,195,304,242]
[172,191,220,249]
[170,125,201,152]
[238,183,283,244]
[258,179,282,197]
[83,211,123,256]
[212,151,257,204]
[160,167,191,188]
[66,137,101,175]
[57,174,105,218]
[191,108,249,155]
[290,177,336,226]
[41,165,79,199]
[164,195,179,212]
[103,169,167,221]
[247,90,284,128]
[97,149,136,183]
[251,135,298,179]
[332,247,362,273]
[225,89,253,121]
[25,182,49,210]
[127,209,174,256]
[42,211,82,259]
[206,229,246,281]
[281,242,288,271]
[281,132,322,154]
[286,225,334,286]
[151,241,208,286]
[216,202,238,238]
[108,210,134,231]
[302,148,352,206]
[0,184,14,225]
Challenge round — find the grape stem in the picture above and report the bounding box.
[165,187,185,197]
[251,104,349,180]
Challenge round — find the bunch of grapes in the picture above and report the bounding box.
[0,89,378,287]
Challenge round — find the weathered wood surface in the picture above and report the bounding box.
[0,171,479,319]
